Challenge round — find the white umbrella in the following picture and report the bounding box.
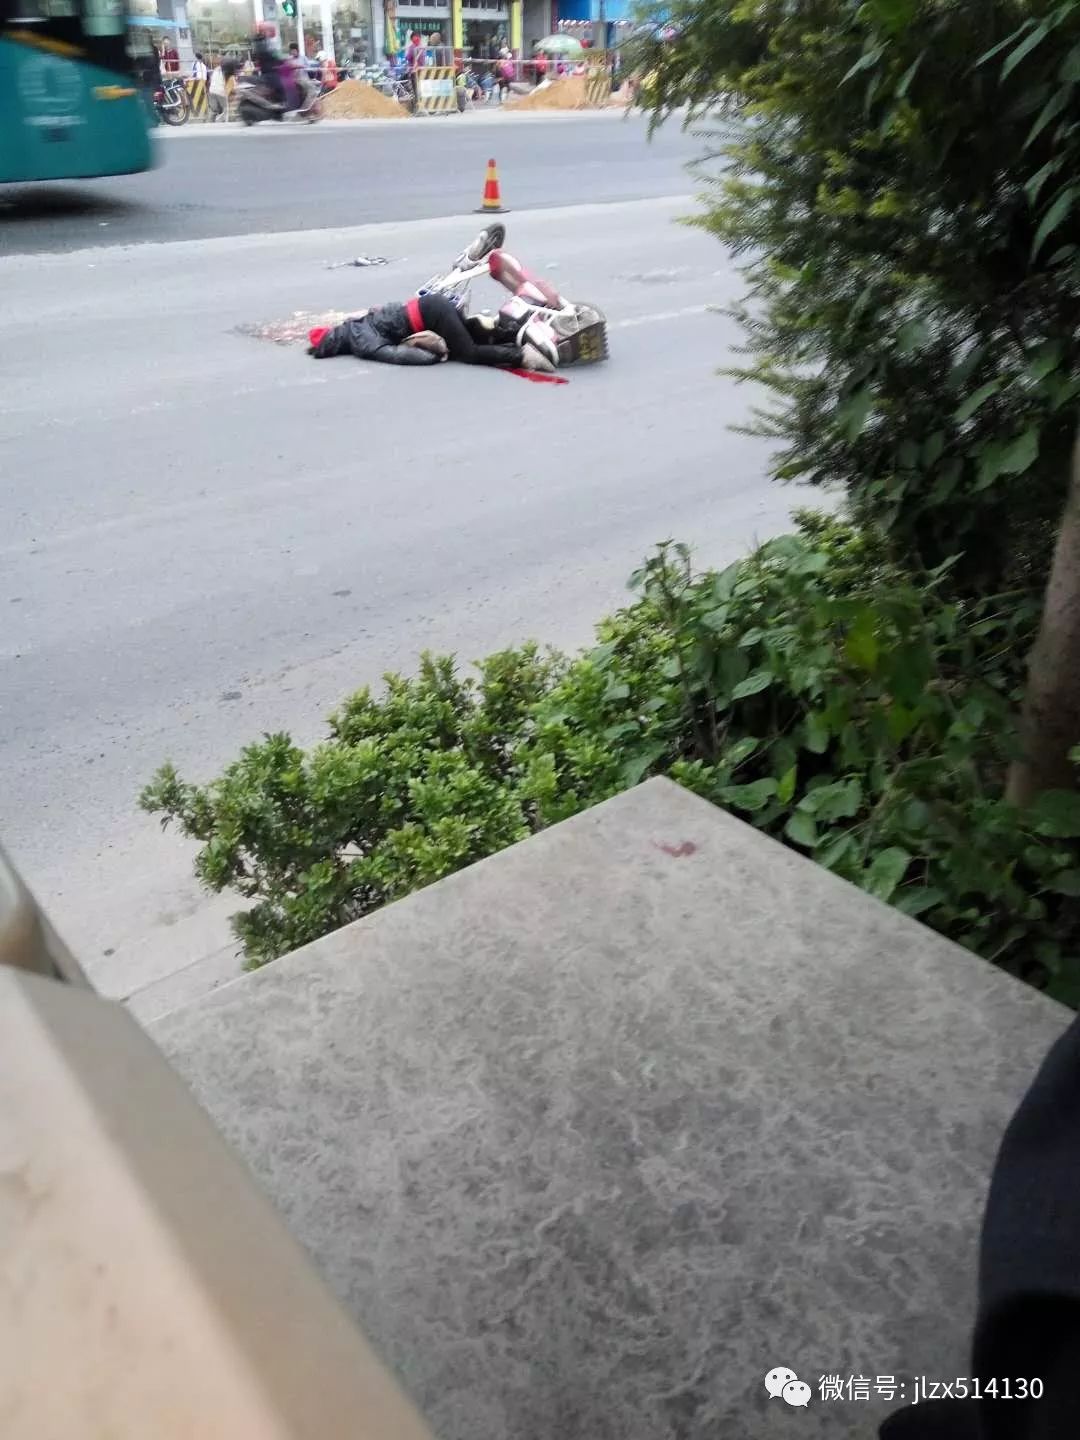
[535,34,585,56]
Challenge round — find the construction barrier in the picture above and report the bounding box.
[585,64,612,107]
[415,66,456,115]
[184,76,208,118]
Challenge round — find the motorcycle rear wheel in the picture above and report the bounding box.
[158,90,191,126]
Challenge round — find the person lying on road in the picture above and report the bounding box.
[307,292,556,371]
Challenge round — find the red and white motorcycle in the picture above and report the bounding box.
[415,224,609,369]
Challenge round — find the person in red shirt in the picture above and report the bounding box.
[404,31,424,107]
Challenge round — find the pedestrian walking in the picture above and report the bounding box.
[497,47,514,102]
[287,44,316,107]
[405,30,424,106]
[207,57,228,121]
[190,51,208,84]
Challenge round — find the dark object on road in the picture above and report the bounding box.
[307,224,606,375]
[308,294,538,370]
[417,224,609,370]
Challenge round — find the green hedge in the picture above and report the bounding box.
[142,515,1080,1002]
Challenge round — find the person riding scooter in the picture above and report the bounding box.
[251,23,287,108]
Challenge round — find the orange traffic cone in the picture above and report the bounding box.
[476,157,507,214]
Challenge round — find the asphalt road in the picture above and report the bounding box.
[0,118,803,1018]
[0,112,698,255]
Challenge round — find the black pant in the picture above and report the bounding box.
[261,66,286,107]
[419,294,522,368]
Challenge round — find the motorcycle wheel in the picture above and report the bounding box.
[238,101,258,126]
[158,90,191,126]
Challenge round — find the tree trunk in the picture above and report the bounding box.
[1006,425,1080,806]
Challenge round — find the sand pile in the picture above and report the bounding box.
[321,80,406,119]
[504,75,590,111]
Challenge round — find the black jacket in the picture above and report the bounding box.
[310,305,437,366]
[251,33,283,73]
[881,1011,1080,1440]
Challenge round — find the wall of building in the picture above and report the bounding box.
[522,0,549,54]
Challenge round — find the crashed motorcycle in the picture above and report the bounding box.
[236,70,323,125]
[416,224,609,369]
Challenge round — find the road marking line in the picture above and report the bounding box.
[615,305,711,328]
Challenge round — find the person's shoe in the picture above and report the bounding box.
[521,343,556,373]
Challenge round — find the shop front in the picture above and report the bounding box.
[553,0,630,50]
[522,0,549,55]
[390,2,450,57]
[461,0,507,59]
[374,0,530,64]
[328,3,377,64]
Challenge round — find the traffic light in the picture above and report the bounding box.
[281,0,296,15]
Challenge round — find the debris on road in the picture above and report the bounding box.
[320,81,406,120]
[326,255,390,270]
[235,311,350,344]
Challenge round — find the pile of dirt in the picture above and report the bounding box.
[321,80,406,119]
[504,75,590,111]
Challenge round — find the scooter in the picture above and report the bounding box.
[236,72,323,125]
[416,225,609,368]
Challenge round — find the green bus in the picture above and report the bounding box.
[0,0,152,183]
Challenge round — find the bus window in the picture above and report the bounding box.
[82,0,123,37]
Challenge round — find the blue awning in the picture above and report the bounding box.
[126,14,178,27]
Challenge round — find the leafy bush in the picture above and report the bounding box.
[635,0,1080,589]
[633,0,1080,802]
[142,518,1080,1002]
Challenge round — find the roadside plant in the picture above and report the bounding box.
[143,519,1080,1002]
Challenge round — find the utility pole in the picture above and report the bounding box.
[296,0,304,56]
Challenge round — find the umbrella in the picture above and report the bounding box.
[535,34,584,55]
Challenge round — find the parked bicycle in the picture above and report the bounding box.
[154,75,191,126]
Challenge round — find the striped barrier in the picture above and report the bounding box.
[585,65,612,107]
[415,66,456,115]
[184,76,208,118]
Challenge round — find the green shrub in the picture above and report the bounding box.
[142,517,1080,1002]
[633,0,1080,803]
[634,0,1080,593]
